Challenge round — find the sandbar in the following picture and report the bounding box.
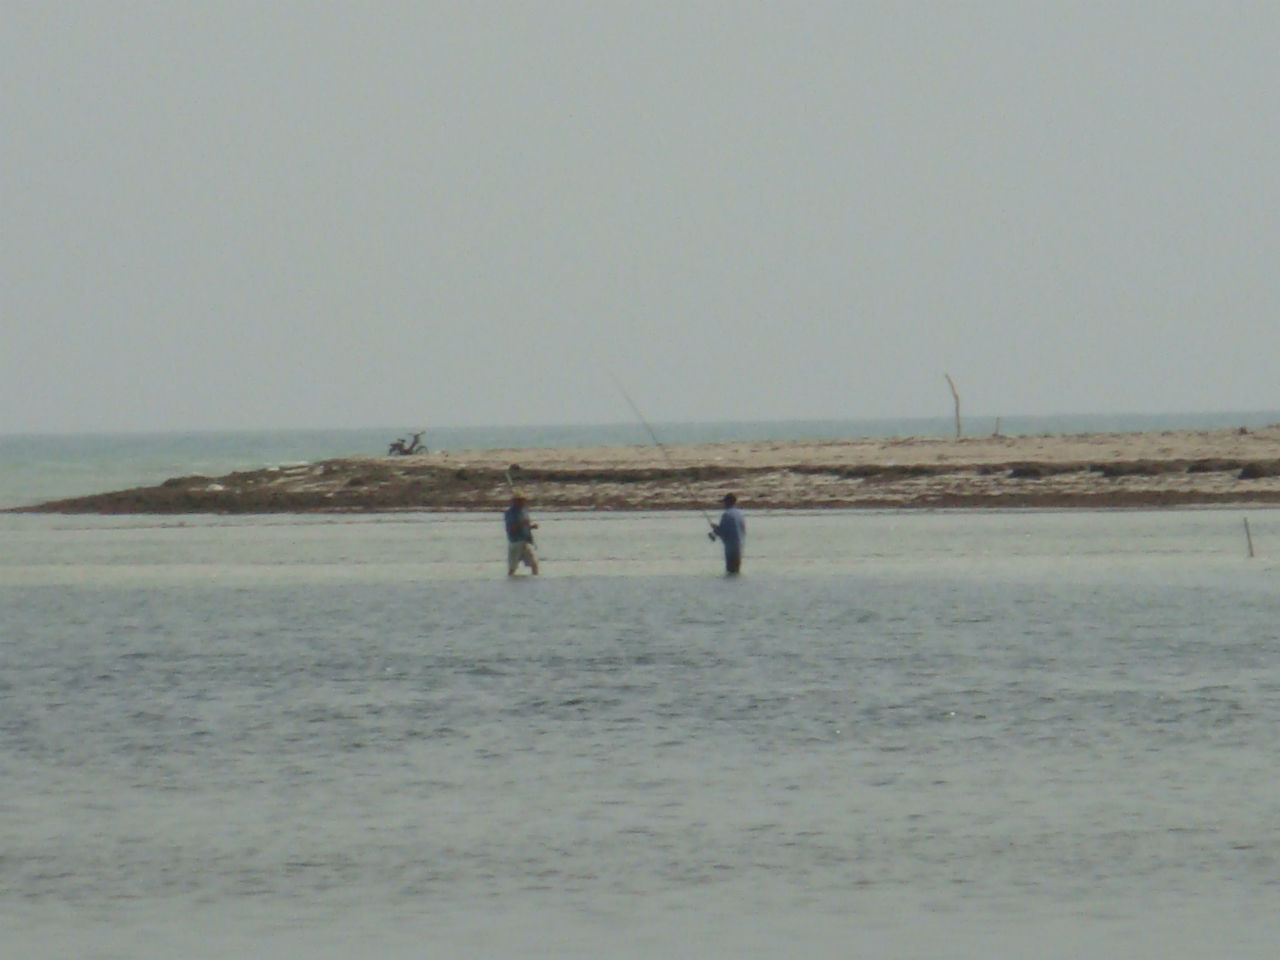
[14,425,1280,514]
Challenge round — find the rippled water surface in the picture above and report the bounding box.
[2,510,1278,958]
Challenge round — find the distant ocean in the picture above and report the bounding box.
[3,411,1280,510]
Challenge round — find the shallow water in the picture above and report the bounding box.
[2,509,1278,958]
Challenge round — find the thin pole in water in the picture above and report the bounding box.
[1244,517,1255,558]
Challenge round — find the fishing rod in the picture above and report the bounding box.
[612,376,718,540]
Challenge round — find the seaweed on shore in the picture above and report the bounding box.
[11,445,1280,515]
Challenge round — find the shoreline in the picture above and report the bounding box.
[12,426,1280,514]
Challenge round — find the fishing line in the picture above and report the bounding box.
[611,375,717,539]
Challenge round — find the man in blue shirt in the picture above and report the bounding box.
[504,493,539,576]
[710,492,746,574]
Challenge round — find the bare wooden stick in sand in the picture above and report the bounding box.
[945,373,962,438]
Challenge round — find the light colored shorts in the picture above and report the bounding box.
[507,540,537,573]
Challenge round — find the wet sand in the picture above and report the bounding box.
[15,426,1280,513]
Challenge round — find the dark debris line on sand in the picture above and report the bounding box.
[11,456,1280,514]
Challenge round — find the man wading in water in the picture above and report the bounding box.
[710,493,746,574]
[504,493,539,576]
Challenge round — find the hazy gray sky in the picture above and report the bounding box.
[4,2,1277,433]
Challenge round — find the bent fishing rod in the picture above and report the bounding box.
[612,376,718,540]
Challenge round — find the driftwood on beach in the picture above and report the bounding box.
[13,426,1280,515]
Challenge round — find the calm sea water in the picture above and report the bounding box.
[2,505,1279,959]
[3,419,1280,957]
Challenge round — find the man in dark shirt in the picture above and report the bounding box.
[503,493,539,576]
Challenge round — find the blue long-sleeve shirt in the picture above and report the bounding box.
[715,506,745,550]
